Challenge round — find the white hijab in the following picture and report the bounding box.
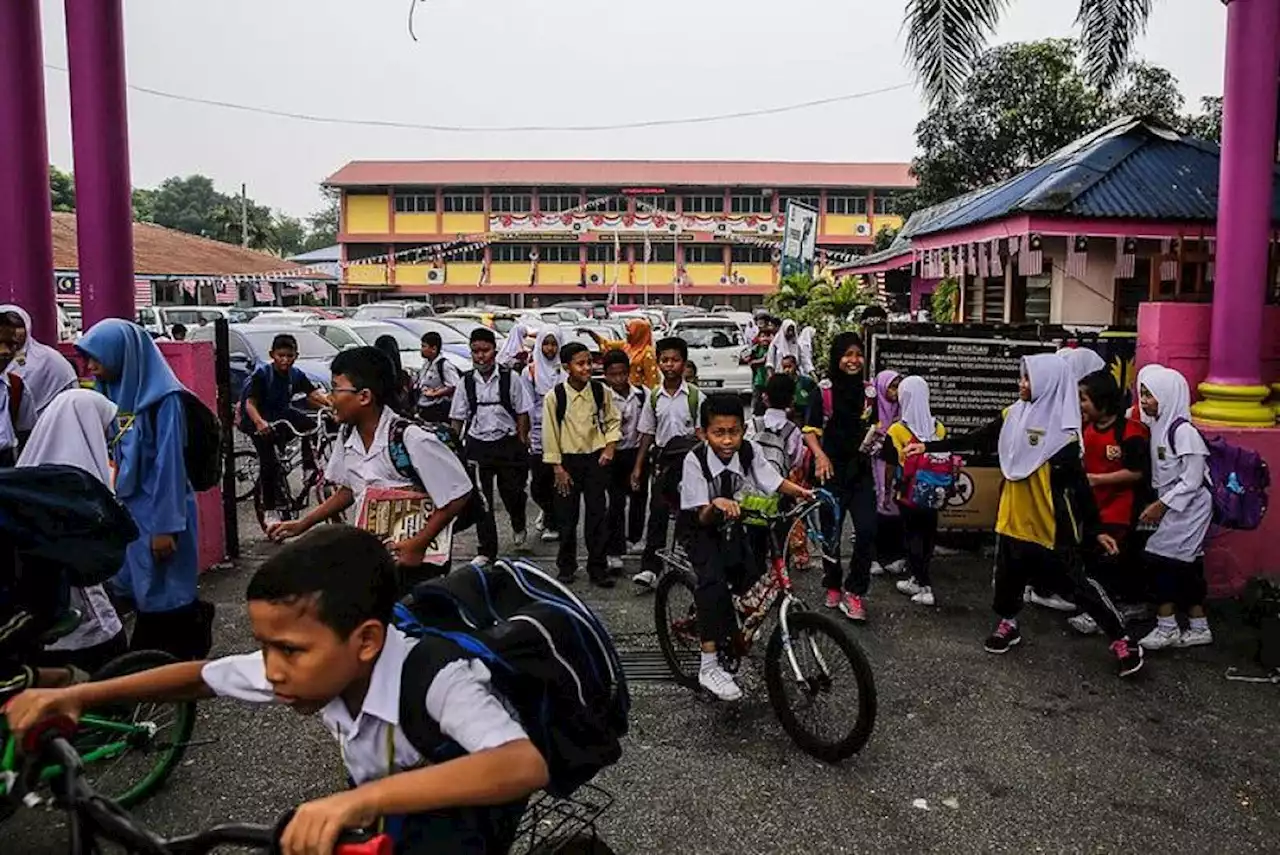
[897,376,936,441]
[767,319,800,372]
[17,388,117,484]
[0,304,79,414]
[530,326,566,397]
[496,317,537,367]
[798,326,816,376]
[1144,366,1206,456]
[998,354,1081,482]
[1133,363,1162,425]
[1056,346,1106,381]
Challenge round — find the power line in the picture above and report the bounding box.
[43,63,912,133]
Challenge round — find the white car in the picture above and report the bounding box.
[306,319,470,372]
[669,317,752,396]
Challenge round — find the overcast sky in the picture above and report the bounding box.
[38,0,1226,219]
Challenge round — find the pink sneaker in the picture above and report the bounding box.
[839,593,867,622]
[824,589,841,609]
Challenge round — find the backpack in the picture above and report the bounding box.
[164,391,223,492]
[394,559,629,797]
[744,416,797,479]
[553,380,607,433]
[0,464,140,587]
[462,368,517,421]
[690,442,779,522]
[649,384,700,428]
[1168,417,1270,531]
[895,425,963,510]
[6,373,23,429]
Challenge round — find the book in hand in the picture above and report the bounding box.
[356,486,452,565]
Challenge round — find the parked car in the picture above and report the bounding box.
[441,309,521,336]
[306,319,460,372]
[525,306,588,326]
[248,312,315,326]
[669,317,752,395]
[137,305,250,339]
[549,300,608,319]
[352,300,435,320]
[187,323,337,392]
[381,317,475,371]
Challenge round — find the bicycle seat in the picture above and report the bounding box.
[38,608,82,645]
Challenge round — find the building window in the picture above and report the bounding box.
[730,194,772,214]
[442,194,484,213]
[595,193,628,213]
[394,193,436,213]
[731,245,773,264]
[826,195,868,215]
[445,246,484,263]
[633,242,675,262]
[682,194,725,214]
[538,193,582,213]
[491,244,533,263]
[779,194,819,211]
[683,245,725,264]
[873,195,896,215]
[536,245,581,263]
[490,193,532,213]
[635,194,676,213]
[586,244,618,262]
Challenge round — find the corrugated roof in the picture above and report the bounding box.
[288,244,341,263]
[325,159,916,189]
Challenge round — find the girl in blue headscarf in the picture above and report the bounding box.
[76,319,203,659]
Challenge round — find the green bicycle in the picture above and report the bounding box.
[0,647,196,817]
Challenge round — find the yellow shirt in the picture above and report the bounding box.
[996,466,1058,550]
[886,420,946,456]
[541,380,622,464]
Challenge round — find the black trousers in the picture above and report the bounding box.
[993,537,1127,641]
[640,458,687,575]
[690,526,766,644]
[553,453,610,580]
[900,506,939,587]
[819,467,877,595]
[130,600,214,661]
[467,436,528,561]
[873,513,905,566]
[528,452,558,531]
[606,448,647,554]
[1148,552,1208,611]
[248,409,316,510]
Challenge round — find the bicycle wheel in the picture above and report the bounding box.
[653,567,701,691]
[76,650,197,807]
[253,458,298,534]
[764,610,876,762]
[231,449,260,502]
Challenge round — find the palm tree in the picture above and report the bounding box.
[904,0,1156,105]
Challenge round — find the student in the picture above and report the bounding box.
[414,331,460,424]
[238,333,331,518]
[746,319,775,416]
[797,326,816,376]
[4,526,548,855]
[682,394,813,700]
[683,360,699,386]
[525,327,566,544]
[450,328,534,566]
[543,342,621,587]
[907,354,1144,677]
[1057,346,1106,382]
[1136,366,1214,651]
[630,337,701,589]
[0,304,78,417]
[270,347,473,591]
[622,317,659,389]
[884,377,946,606]
[780,354,818,420]
[169,323,188,342]
[75,320,205,661]
[802,332,877,621]
[869,369,905,576]
[766,318,800,375]
[18,389,128,677]
[375,335,415,417]
[0,312,37,467]
[603,350,648,569]
[747,373,804,479]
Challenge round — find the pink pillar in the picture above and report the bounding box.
[65,0,136,328]
[0,0,57,341]
[1195,0,1280,426]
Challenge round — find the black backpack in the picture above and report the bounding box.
[158,391,222,492]
[553,380,607,433]
[395,559,629,798]
[691,442,755,495]
[462,368,517,421]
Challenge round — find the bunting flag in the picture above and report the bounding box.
[1206,237,1216,282]
[253,280,274,303]
[1159,238,1179,282]
[989,239,1002,277]
[613,229,622,287]
[1021,234,1043,276]
[1066,235,1088,279]
[55,276,79,307]
[643,232,652,264]
[181,278,198,297]
[1115,236,1136,279]
[528,249,539,288]
[578,259,588,289]
[967,243,977,276]
[478,257,489,286]
[134,279,154,307]
[214,278,238,304]
[977,242,989,279]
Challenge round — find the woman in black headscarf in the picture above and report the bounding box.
[801,331,878,622]
[374,335,414,416]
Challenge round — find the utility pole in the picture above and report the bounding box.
[240,182,248,248]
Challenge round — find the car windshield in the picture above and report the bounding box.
[393,319,468,345]
[676,325,742,348]
[241,328,338,360]
[350,324,421,351]
[490,317,517,335]
[354,305,402,320]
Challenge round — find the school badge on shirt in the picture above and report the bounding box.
[1105,445,1122,461]
[1027,428,1044,447]
[1157,446,1167,461]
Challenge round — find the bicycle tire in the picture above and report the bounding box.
[653,568,702,691]
[252,456,299,535]
[231,450,259,502]
[763,610,876,762]
[81,650,197,807]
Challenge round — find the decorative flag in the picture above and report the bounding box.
[976,242,989,279]
[643,232,652,264]
[578,259,588,289]
[135,279,154,308]
[613,229,622,287]
[478,256,489,286]
[254,279,274,303]
[1066,235,1088,279]
[1159,238,1179,282]
[1206,237,1215,282]
[528,249,539,288]
[967,244,977,276]
[214,278,237,304]
[55,276,79,307]
[988,239,1002,277]
[181,278,198,298]
[1115,237,1136,279]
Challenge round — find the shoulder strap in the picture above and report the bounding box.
[463,371,478,411]
[633,387,645,407]
[498,368,515,418]
[693,444,714,487]
[590,379,606,415]
[1167,416,1189,454]
[687,386,700,423]
[554,383,568,425]
[739,438,754,471]
[7,373,23,427]
[387,417,425,492]
[821,386,833,421]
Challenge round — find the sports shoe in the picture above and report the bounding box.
[824,589,841,609]
[540,531,560,543]
[533,512,546,533]
[984,620,1022,654]
[698,663,743,702]
[1068,613,1099,635]
[512,530,528,549]
[1176,626,1214,648]
[870,561,885,576]
[884,559,907,575]
[910,588,936,607]
[1027,590,1076,612]
[839,594,867,622]
[626,541,646,556]
[896,578,924,597]
[632,569,657,589]
[1111,638,1144,678]
[606,556,624,573]
[1138,624,1181,650]
[470,555,491,570]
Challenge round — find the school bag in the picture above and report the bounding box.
[553,380,608,433]
[650,385,701,465]
[1168,417,1270,531]
[161,390,223,493]
[394,558,629,797]
[744,415,798,479]
[462,368,517,420]
[689,442,779,522]
[895,426,963,511]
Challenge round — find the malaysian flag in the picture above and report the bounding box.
[56,276,79,307]
[528,249,539,288]
[135,279,154,307]
[181,278,198,298]
[1115,237,1136,279]
[214,278,237,304]
[613,229,622,287]
[1206,238,1216,282]
[478,257,489,286]
[967,243,977,276]
[977,242,989,279]
[1159,238,1179,282]
[254,279,274,303]
[1066,235,1088,279]
[643,233,652,264]
[990,239,1003,277]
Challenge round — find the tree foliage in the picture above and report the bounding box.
[49,165,76,213]
[765,271,878,374]
[873,225,900,252]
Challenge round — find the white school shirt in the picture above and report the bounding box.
[0,372,36,452]
[1145,421,1213,562]
[522,363,566,455]
[415,357,461,408]
[611,385,645,451]
[323,406,473,514]
[636,381,698,448]
[202,627,527,786]
[759,408,804,471]
[680,441,785,510]
[448,368,534,442]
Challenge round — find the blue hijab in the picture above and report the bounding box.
[76,319,187,497]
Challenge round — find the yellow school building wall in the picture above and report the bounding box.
[393,213,438,234]
[489,262,529,284]
[823,214,871,237]
[345,194,389,234]
[731,264,773,285]
[441,213,486,234]
[346,264,388,285]
[447,263,484,285]
[686,263,727,286]
[395,264,431,285]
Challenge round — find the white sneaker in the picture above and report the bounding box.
[626,541,646,556]
[698,664,743,701]
[1068,613,1100,635]
[870,561,886,577]
[632,569,657,589]
[533,512,545,533]
[262,511,282,528]
[512,530,527,549]
[1139,624,1182,650]
[884,559,907,575]
[1176,626,1214,648]
[607,556,624,572]
[470,555,491,570]
[910,588,936,607]
[896,578,923,597]
[1028,590,1076,612]
[540,531,560,543]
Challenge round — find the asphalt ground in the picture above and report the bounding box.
[9,502,1280,854]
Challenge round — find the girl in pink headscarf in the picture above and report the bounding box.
[867,369,906,575]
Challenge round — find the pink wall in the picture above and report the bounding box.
[911,276,939,313]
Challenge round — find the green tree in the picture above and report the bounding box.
[131,187,157,223]
[873,225,900,252]
[301,186,340,252]
[207,197,278,251]
[1106,61,1185,127]
[1184,95,1223,142]
[273,214,307,257]
[49,165,76,212]
[151,174,232,237]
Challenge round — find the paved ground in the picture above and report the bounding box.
[9,505,1280,854]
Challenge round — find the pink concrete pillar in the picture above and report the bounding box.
[0,0,57,341]
[1194,0,1280,426]
[65,0,136,328]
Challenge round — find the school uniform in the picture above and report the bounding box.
[449,368,534,561]
[1081,416,1151,603]
[524,360,565,539]
[637,382,700,577]
[202,626,529,854]
[239,363,319,510]
[0,372,35,467]
[542,381,621,582]
[680,441,782,643]
[882,418,946,589]
[1146,418,1213,610]
[415,356,461,424]
[606,384,648,556]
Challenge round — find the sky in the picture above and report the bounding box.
[38,0,1227,219]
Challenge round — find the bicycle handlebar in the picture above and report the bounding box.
[265,407,336,439]
[732,487,839,524]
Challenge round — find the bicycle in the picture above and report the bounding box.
[653,489,877,762]
[244,407,342,534]
[14,715,390,854]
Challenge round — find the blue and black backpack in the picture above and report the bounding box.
[394,558,629,797]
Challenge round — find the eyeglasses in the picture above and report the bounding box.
[331,386,362,395]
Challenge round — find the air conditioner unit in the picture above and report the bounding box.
[855,222,872,237]
[426,268,446,284]
[571,221,585,232]
[588,273,601,285]
[757,224,769,234]
[735,273,748,285]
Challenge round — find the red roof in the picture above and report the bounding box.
[325,160,915,190]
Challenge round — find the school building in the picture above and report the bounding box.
[323,160,914,307]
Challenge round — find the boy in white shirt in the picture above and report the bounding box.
[414,331,460,424]
[603,350,648,571]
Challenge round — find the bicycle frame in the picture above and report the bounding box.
[0,714,148,797]
[260,408,338,513]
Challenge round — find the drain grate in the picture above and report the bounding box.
[617,647,685,682]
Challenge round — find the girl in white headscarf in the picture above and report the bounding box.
[495,317,538,369]
[0,304,79,415]
[766,319,800,374]
[523,326,567,540]
[908,354,1144,677]
[1056,346,1107,382]
[797,326,816,376]
[1135,366,1213,651]
[17,389,127,675]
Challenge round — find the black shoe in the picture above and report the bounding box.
[591,576,616,589]
[556,572,577,584]
[983,620,1022,654]
[1112,637,1145,678]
